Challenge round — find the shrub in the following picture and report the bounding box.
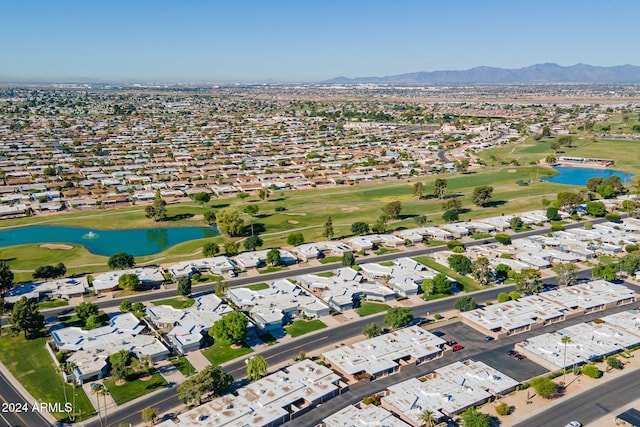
[452,245,465,253]
[275,206,286,212]
[434,313,443,320]
[497,292,509,303]
[495,402,511,416]
[626,244,639,253]
[582,364,601,378]
[607,356,623,370]
[530,377,557,398]
[550,224,565,231]
[363,394,381,406]
[447,240,465,250]
[495,233,511,245]
[454,296,477,312]
[605,213,621,222]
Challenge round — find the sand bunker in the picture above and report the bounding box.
[188,214,204,221]
[40,243,73,250]
[341,207,360,212]
[508,169,517,173]
[287,220,299,224]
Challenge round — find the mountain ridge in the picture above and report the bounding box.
[324,63,640,84]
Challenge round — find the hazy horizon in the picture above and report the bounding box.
[2,0,640,82]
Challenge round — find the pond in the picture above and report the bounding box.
[543,166,633,186]
[0,225,219,256]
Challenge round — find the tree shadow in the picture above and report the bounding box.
[165,213,194,221]
[0,257,16,262]
[268,197,287,202]
[209,203,230,209]
[255,213,272,219]
[244,223,266,235]
[484,200,506,208]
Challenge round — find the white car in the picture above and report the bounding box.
[565,422,582,427]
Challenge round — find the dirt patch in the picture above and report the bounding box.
[39,243,73,250]
[139,375,153,382]
[187,214,204,221]
[115,379,126,386]
[284,212,307,216]
[287,220,299,224]
[508,169,517,173]
[341,207,360,212]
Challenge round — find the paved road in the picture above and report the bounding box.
[0,369,50,427]
[514,369,640,427]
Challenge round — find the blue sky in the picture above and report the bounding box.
[2,0,638,82]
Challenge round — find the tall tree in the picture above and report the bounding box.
[351,222,370,235]
[514,268,543,295]
[0,262,14,297]
[216,208,245,237]
[246,355,268,381]
[434,178,448,199]
[383,307,413,330]
[362,322,382,338]
[448,254,472,274]
[203,211,217,226]
[266,248,282,266]
[323,217,334,240]
[243,235,263,251]
[177,276,192,297]
[412,181,425,199]
[471,257,493,286]
[472,185,494,206]
[562,335,572,385]
[553,263,579,287]
[202,241,220,257]
[381,201,402,219]
[141,407,157,426]
[10,297,44,339]
[193,192,211,206]
[287,232,305,246]
[144,189,167,222]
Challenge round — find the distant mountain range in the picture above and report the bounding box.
[324,63,640,85]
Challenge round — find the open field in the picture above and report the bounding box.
[0,332,94,422]
[201,341,253,366]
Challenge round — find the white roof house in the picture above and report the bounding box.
[146,293,233,353]
[324,404,411,427]
[168,256,235,278]
[51,312,168,382]
[346,234,404,251]
[323,326,445,380]
[174,359,342,427]
[91,267,165,292]
[291,241,353,262]
[235,249,297,269]
[382,360,518,423]
[5,276,88,303]
[226,279,330,332]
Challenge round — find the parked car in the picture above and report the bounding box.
[452,344,464,352]
[514,353,526,360]
[564,422,582,427]
[432,331,445,337]
[507,350,517,356]
[446,340,457,347]
[484,336,494,341]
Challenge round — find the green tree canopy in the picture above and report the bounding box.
[342,252,355,267]
[514,268,543,295]
[108,252,136,270]
[10,296,44,339]
[592,261,617,281]
[243,235,263,251]
[144,189,167,222]
[266,248,282,266]
[0,261,14,297]
[472,185,494,206]
[287,232,305,246]
[434,178,448,199]
[216,207,245,237]
[118,273,140,290]
[246,355,268,381]
[203,211,217,226]
[177,276,192,297]
[362,322,382,338]
[454,296,477,312]
[471,257,492,286]
[202,241,220,257]
[447,254,472,274]
[193,192,211,205]
[442,209,459,223]
[209,311,249,345]
[351,222,370,235]
[381,201,402,219]
[383,307,413,330]
[553,263,579,287]
[75,301,99,321]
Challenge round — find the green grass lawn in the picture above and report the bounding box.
[315,271,335,277]
[0,331,94,422]
[170,356,196,377]
[245,282,271,291]
[103,369,168,405]
[285,319,328,337]
[471,233,493,240]
[356,302,392,316]
[379,261,394,266]
[38,299,69,310]
[413,256,481,292]
[151,297,195,309]
[257,332,279,346]
[201,341,253,366]
[258,266,286,274]
[374,247,399,255]
[319,256,342,264]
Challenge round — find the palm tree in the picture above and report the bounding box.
[562,335,572,385]
[419,408,438,427]
[65,361,78,421]
[91,383,110,427]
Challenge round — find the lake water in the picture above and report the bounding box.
[0,225,219,256]
[543,166,633,185]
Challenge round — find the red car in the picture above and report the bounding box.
[452,344,464,352]
[514,353,526,360]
